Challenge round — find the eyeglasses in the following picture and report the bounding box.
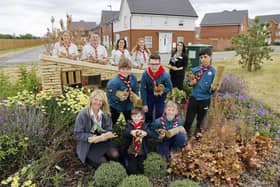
[200,55,209,59]
[149,63,160,66]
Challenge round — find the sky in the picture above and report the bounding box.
[0,0,279,37]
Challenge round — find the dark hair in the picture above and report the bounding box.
[131,107,144,116]
[149,52,161,62]
[199,47,212,57]
[118,57,132,69]
[177,42,186,53]
[115,39,127,50]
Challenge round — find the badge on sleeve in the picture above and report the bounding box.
[208,72,212,76]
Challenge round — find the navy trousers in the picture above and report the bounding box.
[156,133,186,159]
[145,94,166,123]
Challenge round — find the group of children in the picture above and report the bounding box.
[74,47,217,175]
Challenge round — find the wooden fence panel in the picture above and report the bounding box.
[0,39,45,50]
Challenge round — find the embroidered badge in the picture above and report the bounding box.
[208,72,212,76]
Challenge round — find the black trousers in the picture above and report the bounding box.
[184,97,211,133]
[126,154,146,174]
[110,107,131,125]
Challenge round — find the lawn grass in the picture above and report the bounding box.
[214,54,280,113]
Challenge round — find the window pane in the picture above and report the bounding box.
[144,36,152,48]
[177,36,184,43]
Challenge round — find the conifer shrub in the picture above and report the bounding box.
[143,152,167,177]
[93,161,127,187]
[118,175,152,187]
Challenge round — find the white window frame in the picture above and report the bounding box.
[177,36,184,43]
[123,16,128,27]
[144,36,152,48]
[178,20,184,26]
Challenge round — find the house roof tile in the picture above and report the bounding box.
[127,0,197,17]
[200,10,248,26]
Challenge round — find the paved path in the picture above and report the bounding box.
[0,46,45,67]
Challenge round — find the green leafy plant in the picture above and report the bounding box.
[49,172,64,187]
[0,70,17,98]
[1,165,36,187]
[118,175,152,187]
[169,179,200,187]
[143,152,167,177]
[112,112,127,146]
[232,17,273,72]
[0,134,29,178]
[93,161,127,187]
[167,88,186,105]
[16,65,41,93]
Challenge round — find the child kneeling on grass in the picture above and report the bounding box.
[150,100,187,160]
[123,107,152,174]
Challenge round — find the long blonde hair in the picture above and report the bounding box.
[131,37,151,55]
[87,89,110,113]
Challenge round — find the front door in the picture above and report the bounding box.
[159,32,172,53]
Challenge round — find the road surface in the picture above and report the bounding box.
[1,45,279,67]
[0,46,45,67]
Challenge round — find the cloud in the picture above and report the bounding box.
[0,0,121,36]
[0,0,279,36]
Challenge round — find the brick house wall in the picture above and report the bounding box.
[194,38,232,51]
[200,13,249,40]
[100,23,114,48]
[269,21,280,44]
[116,29,195,52]
[200,25,241,40]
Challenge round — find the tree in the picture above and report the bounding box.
[232,17,273,72]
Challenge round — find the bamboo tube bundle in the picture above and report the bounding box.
[211,65,225,90]
[165,126,184,138]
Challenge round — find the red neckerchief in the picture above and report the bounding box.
[118,73,132,95]
[132,120,143,157]
[195,65,212,81]
[94,47,98,59]
[160,114,179,130]
[140,49,146,62]
[91,44,98,59]
[63,42,70,53]
[147,65,165,87]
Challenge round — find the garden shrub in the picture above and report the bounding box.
[169,179,200,187]
[218,93,280,140]
[0,70,17,97]
[0,133,29,178]
[219,73,246,95]
[144,152,167,177]
[0,105,48,161]
[112,112,126,146]
[118,175,152,187]
[169,98,275,186]
[94,161,127,187]
[166,87,186,105]
[16,65,41,93]
[0,165,36,187]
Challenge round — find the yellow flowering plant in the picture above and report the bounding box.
[1,165,36,187]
